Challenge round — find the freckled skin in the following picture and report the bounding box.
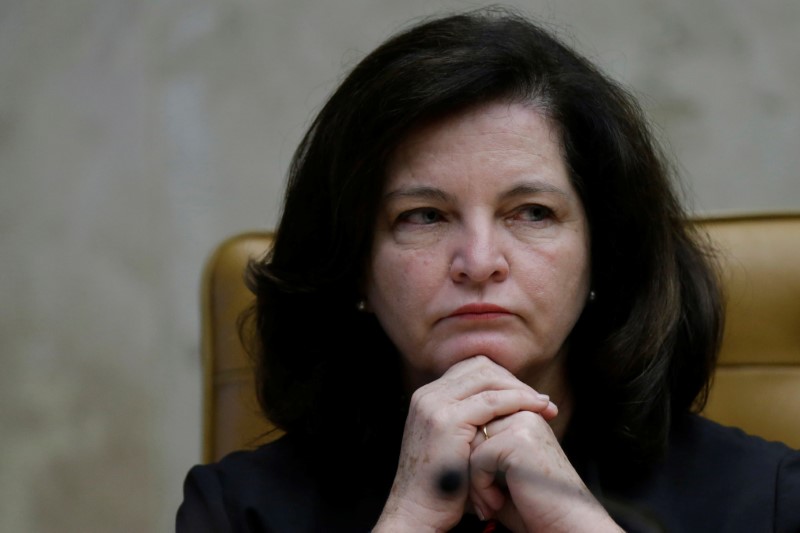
[366,100,591,393]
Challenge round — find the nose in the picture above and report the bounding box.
[449,224,509,284]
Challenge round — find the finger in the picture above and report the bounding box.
[469,445,508,515]
[457,389,556,430]
[434,355,546,400]
[469,476,507,520]
[539,397,558,420]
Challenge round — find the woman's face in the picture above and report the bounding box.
[365,101,591,390]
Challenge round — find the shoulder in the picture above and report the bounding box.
[669,413,797,469]
[670,414,800,500]
[176,435,321,533]
[612,414,800,532]
[176,434,388,532]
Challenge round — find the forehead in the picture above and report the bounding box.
[385,101,567,189]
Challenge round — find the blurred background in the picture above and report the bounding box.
[1,0,798,531]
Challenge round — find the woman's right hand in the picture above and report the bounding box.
[372,355,557,532]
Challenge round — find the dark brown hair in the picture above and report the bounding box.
[243,6,723,467]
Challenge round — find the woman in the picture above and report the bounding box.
[178,8,800,532]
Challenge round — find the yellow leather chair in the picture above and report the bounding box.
[201,232,279,464]
[200,213,800,463]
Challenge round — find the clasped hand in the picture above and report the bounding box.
[373,356,620,533]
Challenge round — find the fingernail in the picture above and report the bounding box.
[475,506,486,521]
[537,393,550,402]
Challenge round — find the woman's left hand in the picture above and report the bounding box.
[468,411,622,532]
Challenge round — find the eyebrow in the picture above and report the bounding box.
[498,182,570,201]
[382,180,570,205]
[382,186,453,203]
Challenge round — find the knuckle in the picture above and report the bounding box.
[480,389,502,406]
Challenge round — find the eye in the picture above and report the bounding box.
[516,204,553,222]
[398,208,443,225]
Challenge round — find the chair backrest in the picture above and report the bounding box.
[201,232,279,464]
[694,213,800,446]
[200,213,800,463]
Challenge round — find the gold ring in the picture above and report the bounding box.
[481,424,490,440]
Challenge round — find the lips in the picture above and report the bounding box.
[446,303,514,320]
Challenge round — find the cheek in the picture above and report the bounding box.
[367,249,442,362]
[524,238,590,307]
[369,247,440,313]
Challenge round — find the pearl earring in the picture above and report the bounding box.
[588,290,597,302]
[356,300,367,312]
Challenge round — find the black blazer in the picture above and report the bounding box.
[177,414,800,532]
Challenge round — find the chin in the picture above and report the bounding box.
[436,338,551,374]
[399,334,564,388]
